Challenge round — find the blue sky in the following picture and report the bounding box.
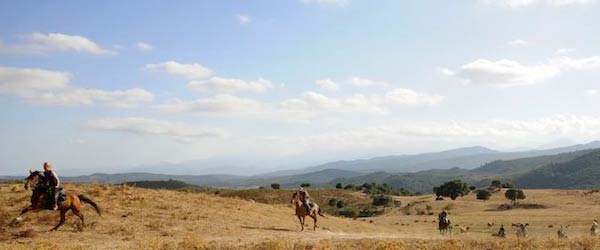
[2,0,600,175]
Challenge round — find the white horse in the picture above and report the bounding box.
[557,225,569,238]
[512,223,529,238]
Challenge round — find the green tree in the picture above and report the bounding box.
[491,180,502,188]
[336,200,346,208]
[300,183,311,188]
[335,183,343,189]
[343,184,355,190]
[328,198,337,207]
[433,180,470,200]
[501,182,514,188]
[505,188,526,205]
[476,189,492,201]
[270,183,280,190]
[469,185,476,191]
[372,195,393,206]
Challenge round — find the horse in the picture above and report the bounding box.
[438,218,452,235]
[557,225,569,238]
[591,221,599,236]
[290,190,324,231]
[512,223,529,238]
[20,170,101,231]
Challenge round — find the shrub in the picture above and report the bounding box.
[343,184,355,190]
[335,183,343,189]
[501,182,514,188]
[491,180,502,188]
[328,198,337,207]
[469,185,476,191]
[476,189,492,201]
[270,183,280,190]
[300,183,311,188]
[372,195,393,206]
[336,200,346,208]
[338,207,360,218]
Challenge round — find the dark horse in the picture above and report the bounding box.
[438,217,452,235]
[21,170,101,231]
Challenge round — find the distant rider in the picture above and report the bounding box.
[43,162,60,210]
[298,187,311,213]
[439,209,448,224]
[498,224,506,237]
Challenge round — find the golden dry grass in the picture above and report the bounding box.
[2,183,600,249]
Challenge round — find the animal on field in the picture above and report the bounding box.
[458,226,469,233]
[438,218,452,235]
[20,170,101,231]
[591,220,599,236]
[487,222,494,229]
[557,225,569,238]
[512,223,529,238]
[290,190,324,231]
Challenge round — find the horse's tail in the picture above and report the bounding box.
[318,207,325,217]
[78,194,101,216]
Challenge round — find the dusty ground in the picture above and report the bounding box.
[2,183,600,249]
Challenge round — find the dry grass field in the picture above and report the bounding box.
[2,183,600,249]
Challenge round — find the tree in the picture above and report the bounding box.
[469,185,476,191]
[270,183,280,190]
[505,188,526,205]
[491,180,502,188]
[372,195,393,206]
[328,198,337,207]
[433,180,470,200]
[343,184,355,190]
[300,183,311,188]
[336,183,343,189]
[336,200,346,208]
[476,189,492,201]
[501,182,514,189]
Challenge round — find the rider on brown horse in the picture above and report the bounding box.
[43,162,60,210]
[298,187,311,213]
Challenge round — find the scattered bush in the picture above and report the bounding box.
[343,184,355,190]
[328,198,338,207]
[338,207,360,218]
[336,200,346,209]
[335,183,343,189]
[476,189,492,201]
[433,180,470,200]
[300,183,311,188]
[270,183,280,190]
[372,195,393,207]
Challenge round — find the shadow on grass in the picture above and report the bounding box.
[240,225,294,232]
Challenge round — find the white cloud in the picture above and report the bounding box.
[280,91,386,116]
[482,0,595,8]
[442,56,600,87]
[301,0,349,6]
[135,42,153,51]
[236,14,251,24]
[146,61,212,79]
[385,88,444,105]
[188,77,272,93]
[155,95,271,116]
[350,77,389,88]
[0,66,70,97]
[0,66,153,107]
[315,79,339,91]
[556,48,576,54]
[508,39,528,46]
[584,89,599,96]
[87,117,227,142]
[3,32,116,55]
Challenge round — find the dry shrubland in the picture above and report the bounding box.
[2,184,600,249]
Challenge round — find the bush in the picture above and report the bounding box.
[336,200,346,208]
[335,183,343,189]
[469,185,476,191]
[476,189,492,201]
[433,180,470,200]
[505,188,526,205]
[328,198,337,207]
[343,184,355,190]
[270,183,280,190]
[338,207,360,218]
[501,182,514,188]
[491,180,502,188]
[300,183,311,188]
[372,195,393,206]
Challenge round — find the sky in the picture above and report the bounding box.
[1,0,600,175]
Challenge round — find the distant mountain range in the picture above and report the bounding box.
[3,140,600,193]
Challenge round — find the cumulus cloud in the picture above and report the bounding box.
[556,48,576,54]
[87,117,227,142]
[135,42,153,51]
[508,39,528,46]
[301,0,349,6]
[482,0,595,8]
[442,56,600,87]
[146,61,212,79]
[188,77,272,93]
[385,88,444,105]
[0,32,116,55]
[350,77,389,88]
[0,66,153,107]
[315,79,339,91]
[155,95,271,116]
[236,14,251,24]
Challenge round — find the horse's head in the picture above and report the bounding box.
[290,191,299,204]
[24,170,43,190]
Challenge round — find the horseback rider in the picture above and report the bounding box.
[298,187,311,213]
[439,209,448,224]
[498,224,506,237]
[43,162,60,210]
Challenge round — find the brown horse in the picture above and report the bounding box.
[290,190,324,231]
[21,170,101,231]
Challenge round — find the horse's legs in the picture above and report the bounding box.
[72,206,84,228]
[297,216,304,231]
[311,214,317,231]
[20,206,35,216]
[51,209,67,231]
